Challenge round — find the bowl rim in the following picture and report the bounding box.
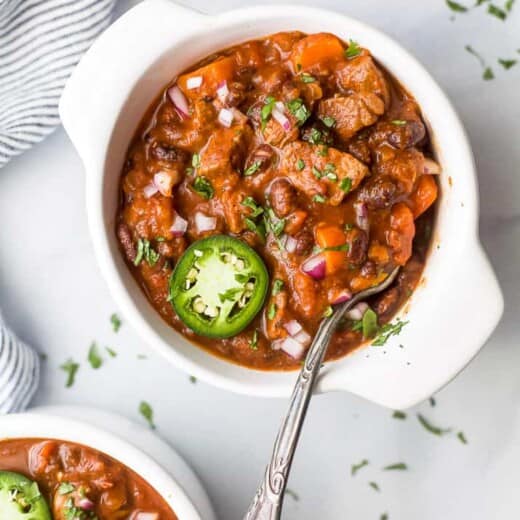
[60,0,503,408]
[0,411,203,519]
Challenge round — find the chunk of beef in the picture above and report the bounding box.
[318,92,385,141]
[220,189,249,233]
[280,141,369,205]
[262,116,299,148]
[268,178,298,218]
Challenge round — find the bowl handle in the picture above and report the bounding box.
[59,0,207,168]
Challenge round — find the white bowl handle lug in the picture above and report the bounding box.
[59,0,207,168]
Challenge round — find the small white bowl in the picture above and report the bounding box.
[59,0,503,409]
[0,407,216,520]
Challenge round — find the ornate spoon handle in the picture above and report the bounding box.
[243,268,399,520]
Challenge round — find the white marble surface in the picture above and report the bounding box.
[0,1,519,518]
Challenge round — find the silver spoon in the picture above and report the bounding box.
[244,267,400,520]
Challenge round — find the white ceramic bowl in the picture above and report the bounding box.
[59,0,503,409]
[0,407,215,520]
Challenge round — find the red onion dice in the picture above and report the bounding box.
[284,319,303,336]
[293,329,311,347]
[170,213,188,236]
[331,289,352,305]
[278,336,306,359]
[218,108,234,128]
[216,80,229,103]
[186,76,203,89]
[130,513,160,520]
[153,171,174,197]
[143,182,159,198]
[77,497,95,511]
[167,85,189,118]
[272,107,291,131]
[194,212,217,232]
[424,158,441,175]
[301,254,326,280]
[345,302,369,321]
[283,235,298,254]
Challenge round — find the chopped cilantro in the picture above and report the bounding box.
[483,67,495,80]
[457,431,468,444]
[250,330,259,350]
[498,58,517,69]
[369,482,380,492]
[487,3,507,18]
[245,217,267,241]
[345,39,362,58]
[286,98,311,126]
[110,313,122,332]
[312,166,323,179]
[465,45,495,80]
[320,115,336,128]
[189,375,197,383]
[60,359,79,388]
[317,145,329,157]
[323,306,333,318]
[285,489,300,501]
[505,0,515,11]
[445,0,468,11]
[393,410,407,420]
[192,176,214,199]
[264,208,285,237]
[372,319,408,346]
[88,342,103,369]
[261,96,276,129]
[106,347,117,358]
[429,396,436,407]
[267,303,277,320]
[383,462,408,471]
[417,413,451,436]
[242,196,264,217]
[381,514,389,520]
[244,161,262,176]
[300,73,316,83]
[362,308,378,339]
[134,238,160,266]
[340,178,352,193]
[391,119,407,126]
[272,279,285,295]
[313,194,326,204]
[297,159,305,170]
[305,127,324,145]
[58,482,75,495]
[192,153,201,168]
[139,401,156,429]
[351,459,369,476]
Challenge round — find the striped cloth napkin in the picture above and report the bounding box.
[0,0,117,412]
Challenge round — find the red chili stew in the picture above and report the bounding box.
[0,438,178,520]
[117,31,439,370]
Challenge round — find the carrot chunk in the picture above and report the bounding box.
[387,203,415,266]
[315,224,347,275]
[410,174,438,218]
[178,57,235,99]
[291,33,344,72]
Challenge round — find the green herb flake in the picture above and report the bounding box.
[267,303,277,320]
[60,359,79,388]
[362,308,378,339]
[391,119,407,126]
[372,319,408,346]
[345,223,354,231]
[312,166,323,179]
[483,67,495,80]
[498,58,517,69]
[313,194,326,204]
[134,238,160,267]
[58,482,75,495]
[106,347,117,358]
[245,217,267,241]
[320,115,336,128]
[296,159,305,170]
[339,178,352,193]
[242,196,264,217]
[192,153,201,168]
[244,161,262,176]
[189,375,197,384]
[285,488,300,501]
[109,313,122,332]
[345,39,362,58]
[465,45,495,80]
[250,330,259,350]
[88,342,103,369]
[261,96,276,129]
[393,410,407,420]
[381,514,389,520]
[417,413,451,436]
[446,0,469,11]
[300,73,316,83]
[286,98,311,126]
[272,279,285,296]
[457,431,468,444]
[139,401,156,429]
[505,0,515,10]
[192,176,214,199]
[429,396,436,407]
[369,482,380,492]
[306,127,324,145]
[323,306,333,318]
[317,145,329,157]
[351,459,369,476]
[487,3,507,18]
[383,462,408,471]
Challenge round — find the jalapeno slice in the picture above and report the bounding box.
[0,471,51,520]
[169,235,269,338]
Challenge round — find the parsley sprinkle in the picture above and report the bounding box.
[60,359,79,388]
[320,115,336,128]
[192,153,201,168]
[345,39,362,58]
[487,3,507,19]
[457,431,468,444]
[189,375,197,384]
[381,514,389,520]
[110,313,122,332]
[391,119,407,126]
[245,217,267,241]
[261,96,276,129]
[139,401,156,429]
[267,303,277,320]
[340,178,352,193]
[383,462,408,471]
[300,73,316,83]
[313,194,326,204]
[505,0,515,11]
[445,0,468,12]
[272,279,285,295]
[429,396,436,407]
[305,127,324,145]
[323,306,333,318]
[369,482,380,492]
[285,489,300,501]
[88,342,102,369]
[134,238,160,266]
[250,330,259,350]
[106,347,117,358]
[286,98,311,126]
[372,319,408,346]
[312,166,323,179]
[244,161,262,176]
[417,414,451,436]
[351,459,369,476]
[362,308,378,339]
[297,159,305,170]
[192,176,214,199]
[498,58,517,69]
[58,483,75,495]
[242,196,264,217]
[465,45,495,80]
[393,410,407,420]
